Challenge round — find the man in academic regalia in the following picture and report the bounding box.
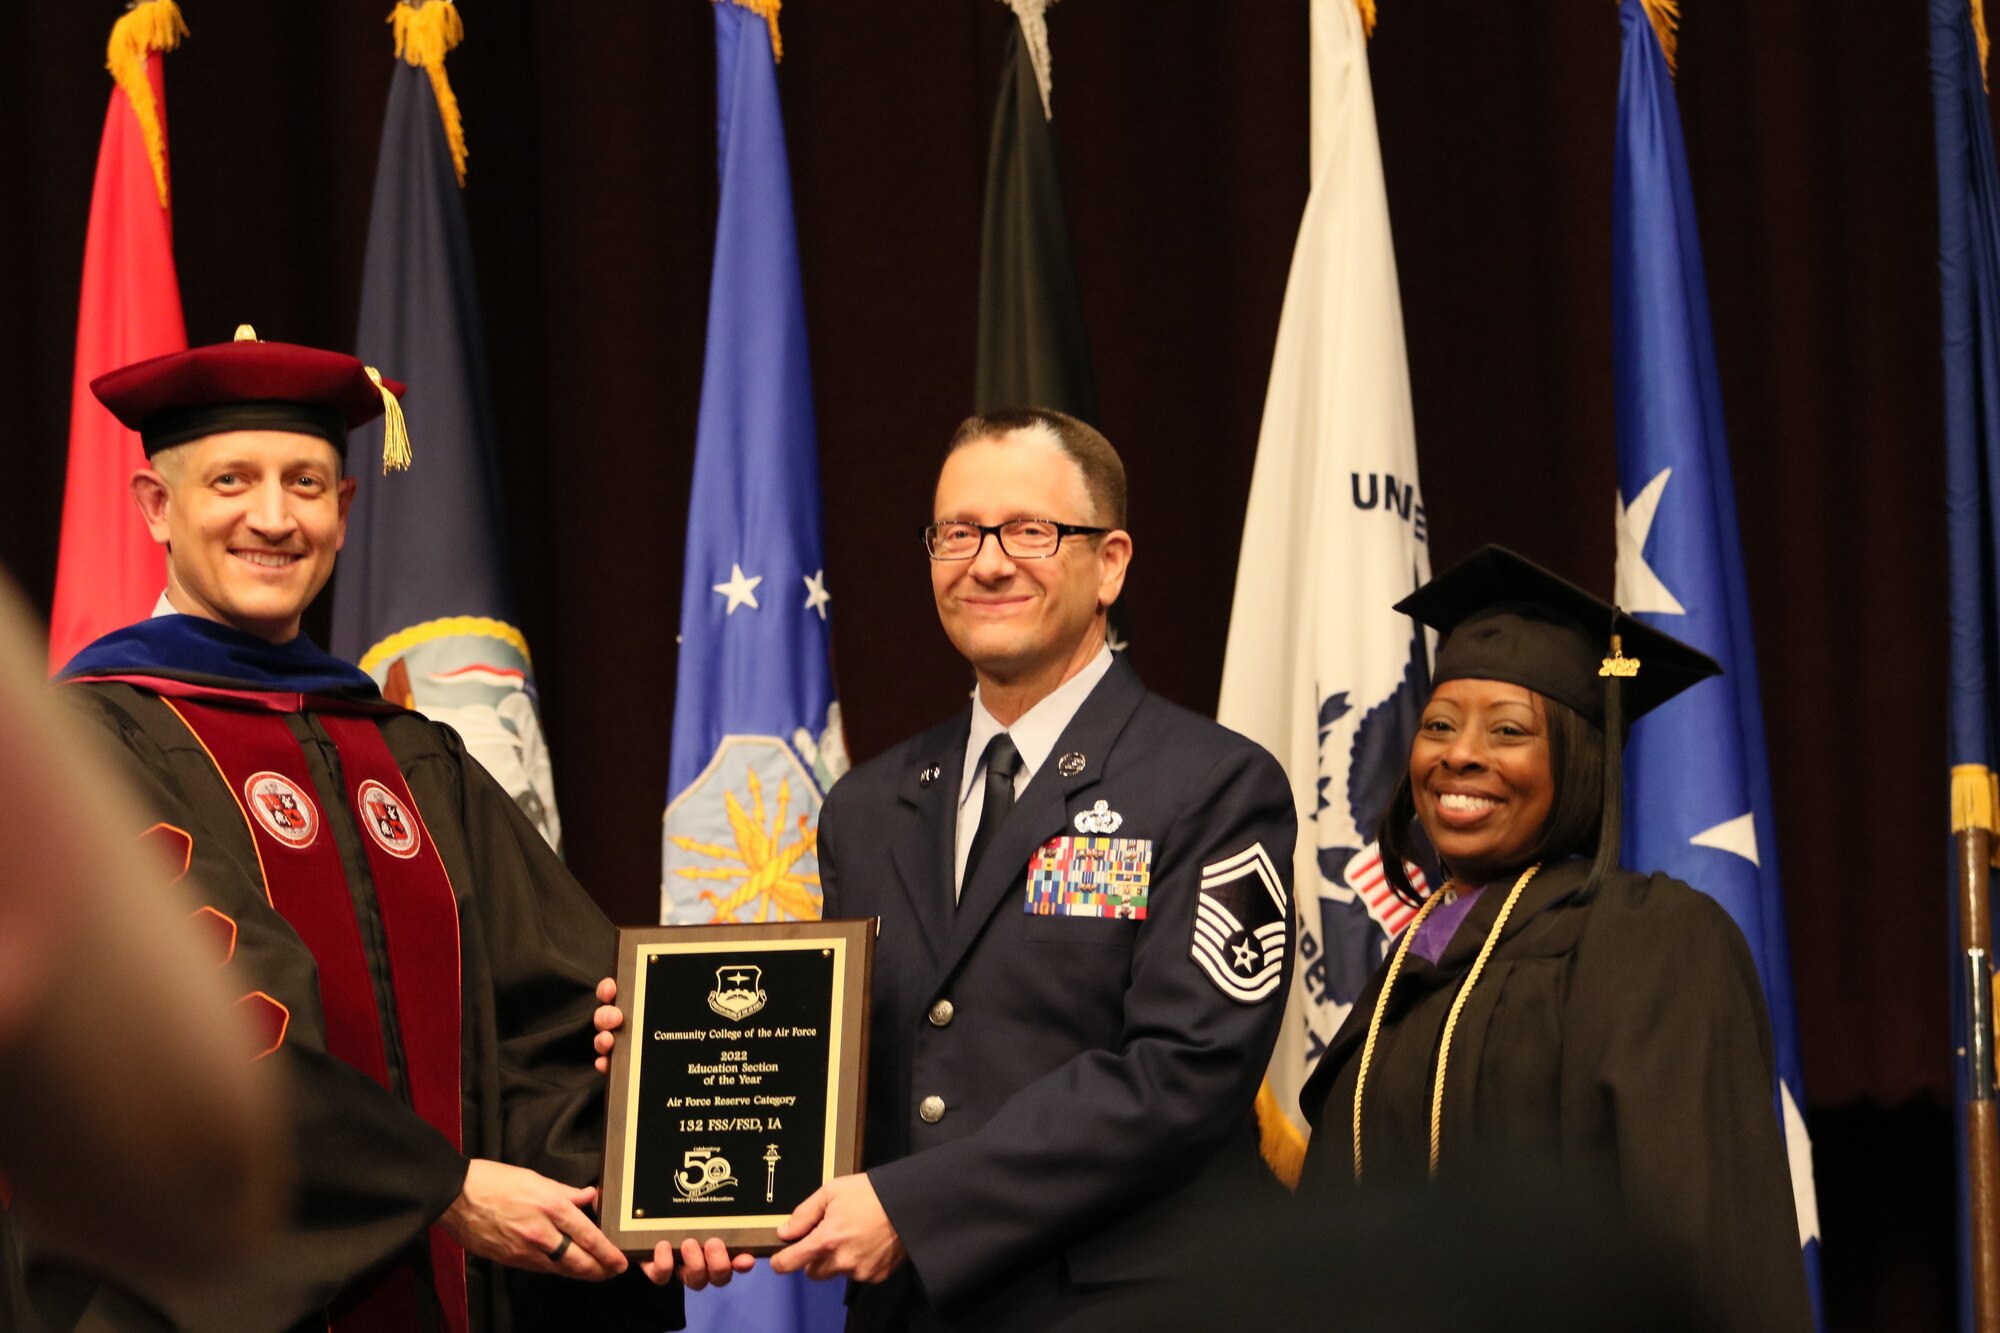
[21,329,737,1333]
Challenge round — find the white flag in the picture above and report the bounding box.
[1216,0,1431,1184]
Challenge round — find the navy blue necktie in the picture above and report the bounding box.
[962,733,1023,894]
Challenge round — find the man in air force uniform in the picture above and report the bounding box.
[767,409,1298,1330]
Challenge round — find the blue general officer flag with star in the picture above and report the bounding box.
[1612,0,1821,1318]
[662,8,845,1326]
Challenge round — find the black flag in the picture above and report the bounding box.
[974,15,1098,423]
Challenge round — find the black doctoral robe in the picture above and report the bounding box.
[11,620,680,1333]
[1297,859,1812,1333]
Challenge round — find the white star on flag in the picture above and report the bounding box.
[802,570,832,620]
[712,563,763,615]
[1690,812,1760,866]
[1615,468,1687,616]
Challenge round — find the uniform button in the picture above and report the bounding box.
[919,1095,946,1123]
[927,999,955,1027]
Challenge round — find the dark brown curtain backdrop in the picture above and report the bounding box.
[0,2,1957,1324]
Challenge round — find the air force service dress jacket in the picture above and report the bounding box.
[819,657,1297,1329]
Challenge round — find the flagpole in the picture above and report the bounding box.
[1953,776,2000,1329]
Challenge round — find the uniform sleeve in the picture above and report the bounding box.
[867,742,1296,1307]
[52,689,468,1333]
[1576,879,1813,1333]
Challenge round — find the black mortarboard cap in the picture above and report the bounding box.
[1395,545,1721,732]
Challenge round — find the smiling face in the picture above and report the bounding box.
[1409,677,1557,887]
[132,429,356,643]
[930,430,1131,706]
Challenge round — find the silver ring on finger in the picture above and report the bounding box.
[546,1233,573,1263]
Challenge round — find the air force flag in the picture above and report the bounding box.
[660,10,846,1330]
[1613,0,1822,1316]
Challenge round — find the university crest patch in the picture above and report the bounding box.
[356,779,422,859]
[1191,842,1288,1003]
[243,771,319,849]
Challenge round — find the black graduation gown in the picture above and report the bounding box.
[1297,859,1812,1333]
[13,676,681,1333]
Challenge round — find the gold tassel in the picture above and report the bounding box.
[1976,0,1993,93]
[1639,0,1679,78]
[1955,763,1999,835]
[365,367,413,473]
[1354,0,1377,39]
[717,0,784,62]
[390,0,469,185]
[105,0,189,208]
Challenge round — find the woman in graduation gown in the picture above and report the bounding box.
[1296,546,1812,1333]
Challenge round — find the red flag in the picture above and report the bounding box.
[47,2,190,673]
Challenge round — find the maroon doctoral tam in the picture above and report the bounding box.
[91,326,408,458]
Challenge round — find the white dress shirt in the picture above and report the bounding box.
[953,644,1115,897]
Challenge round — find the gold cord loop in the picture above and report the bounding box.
[1351,862,1543,1182]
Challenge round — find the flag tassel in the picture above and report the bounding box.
[391,0,469,185]
[718,0,784,61]
[1977,0,1994,90]
[105,0,189,207]
[1638,0,1680,76]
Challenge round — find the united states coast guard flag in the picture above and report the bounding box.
[662,5,844,1327]
[1612,1,1822,1318]
[332,2,563,850]
[1217,0,1431,1186]
[1933,0,2000,1325]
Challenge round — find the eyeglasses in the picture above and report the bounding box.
[922,519,1111,561]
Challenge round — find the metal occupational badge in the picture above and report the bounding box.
[1073,799,1123,834]
[1025,835,1152,919]
[1191,842,1288,1003]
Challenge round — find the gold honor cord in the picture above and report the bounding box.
[1351,862,1542,1182]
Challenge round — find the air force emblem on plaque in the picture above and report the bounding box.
[1192,842,1288,1003]
[1027,836,1152,919]
[708,964,767,1021]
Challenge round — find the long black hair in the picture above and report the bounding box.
[1376,691,1610,909]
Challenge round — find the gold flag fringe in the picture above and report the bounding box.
[1255,1081,1307,1188]
[365,367,414,473]
[1976,0,1993,92]
[1355,0,1377,39]
[391,0,469,185]
[1639,0,1679,77]
[106,0,189,208]
[719,0,784,62]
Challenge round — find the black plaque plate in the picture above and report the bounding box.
[601,920,872,1254]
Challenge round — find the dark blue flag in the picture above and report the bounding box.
[333,10,562,849]
[1934,0,2000,1325]
[1611,1,1821,1319]
[660,5,844,1328]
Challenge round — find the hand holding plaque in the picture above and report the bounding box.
[600,920,873,1255]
